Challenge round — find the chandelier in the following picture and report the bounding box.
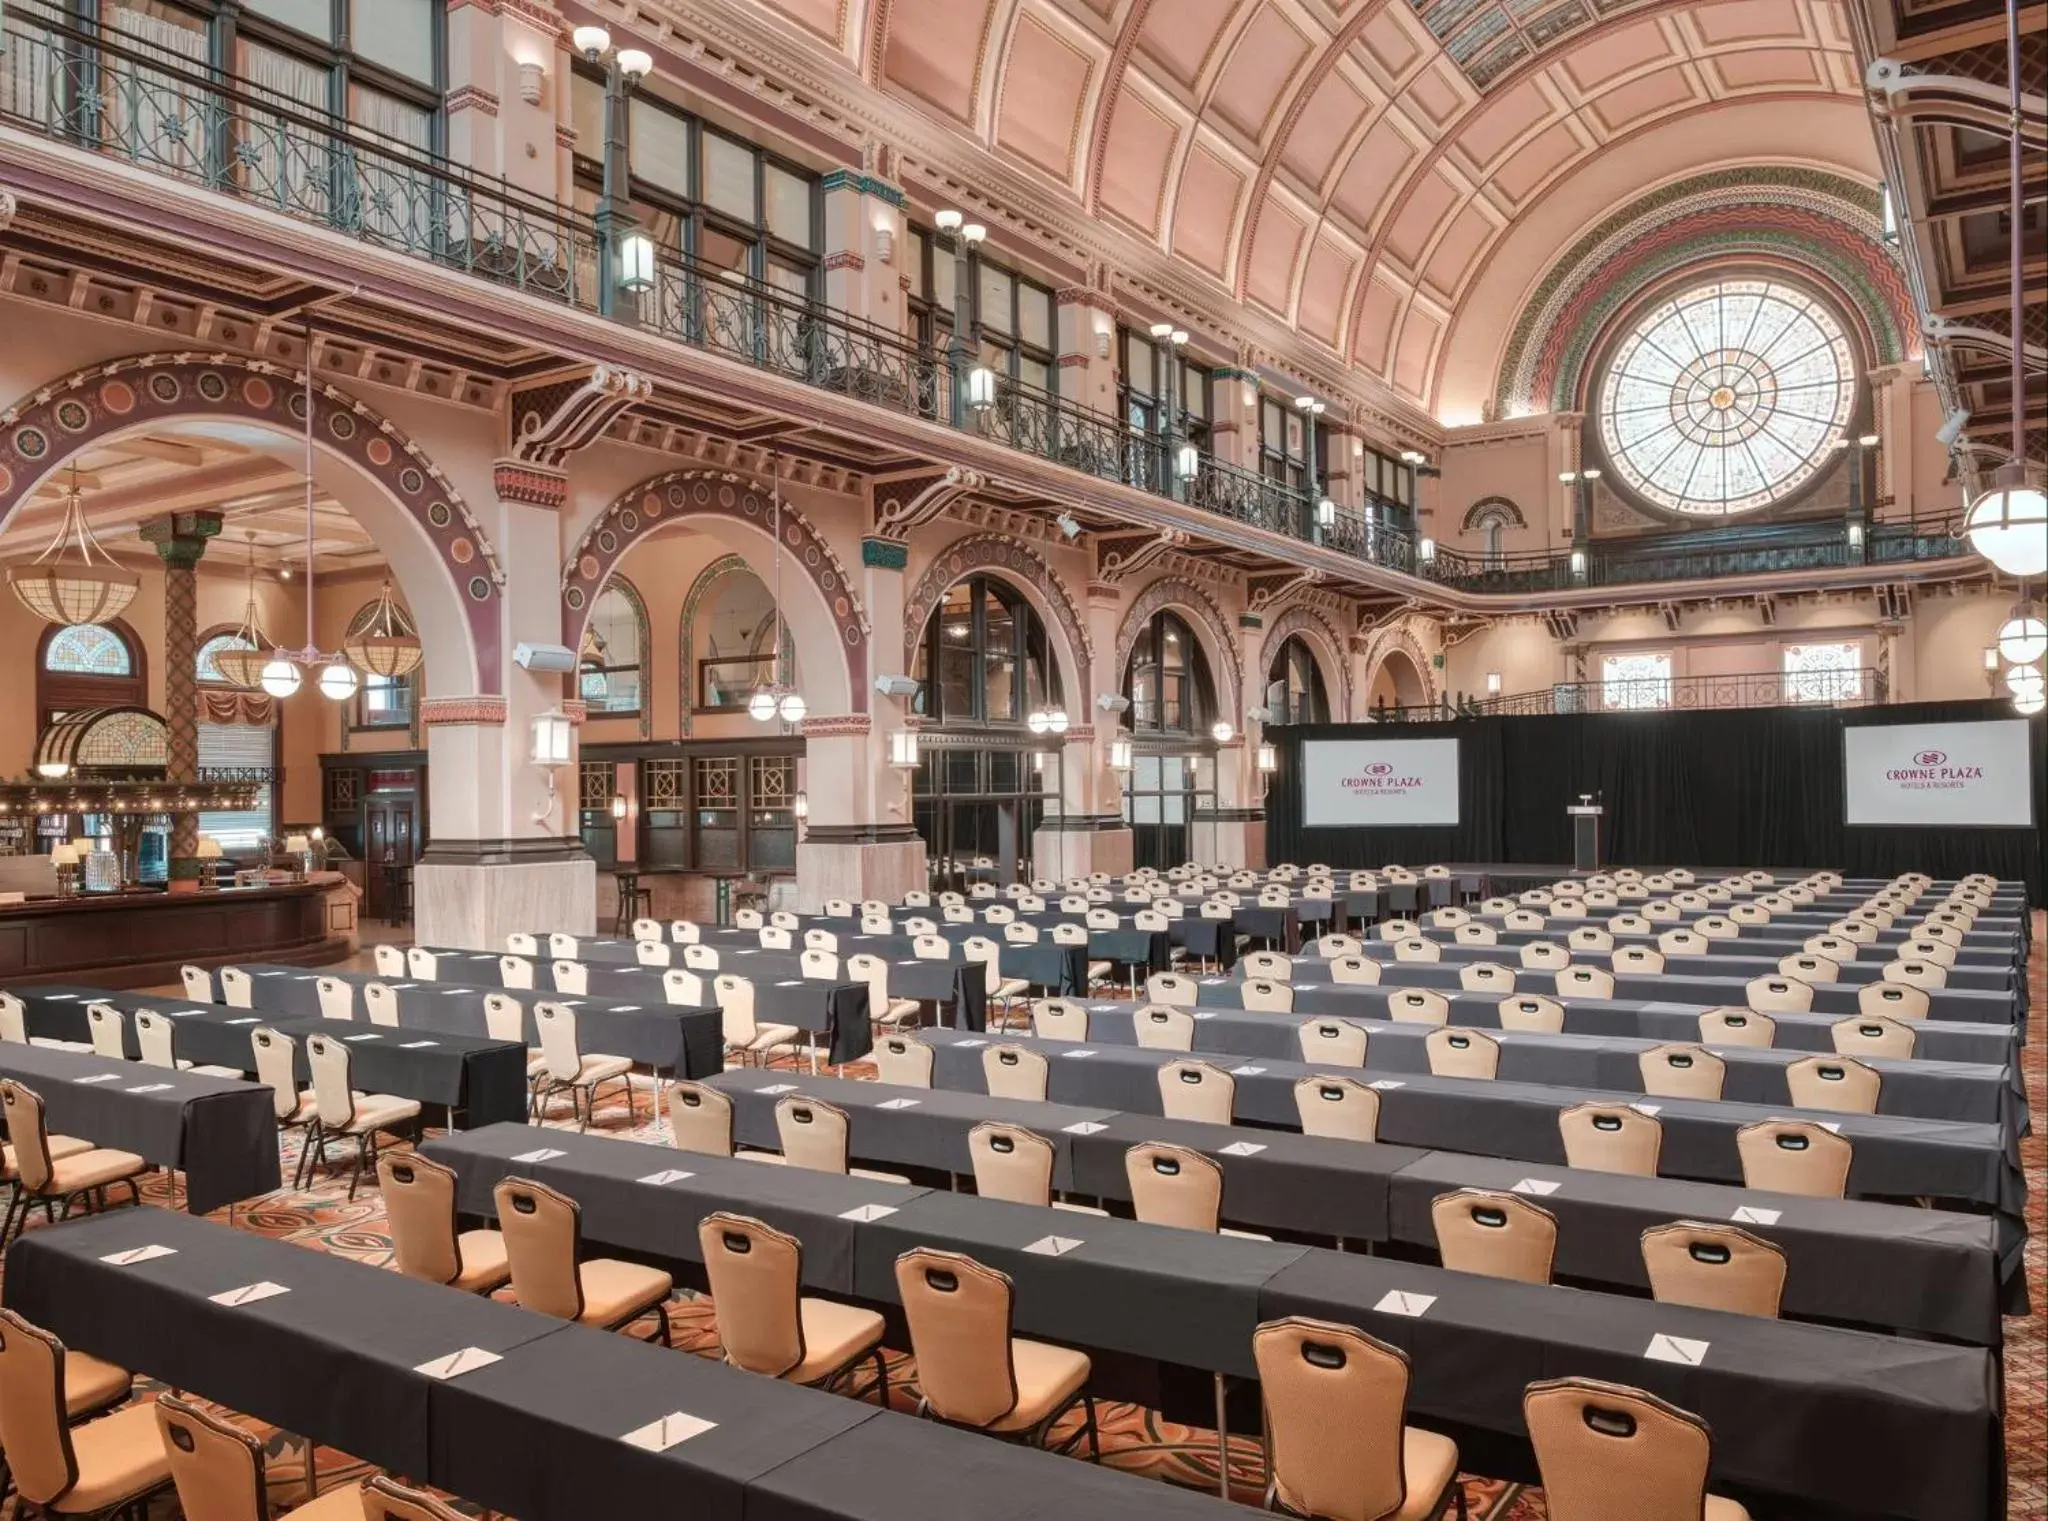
[259,332,357,703]
[342,580,423,679]
[8,467,140,627]
[211,532,274,690]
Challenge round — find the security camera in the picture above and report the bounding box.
[1935,408,1971,449]
[513,642,578,674]
[1055,513,1081,539]
[874,674,920,698]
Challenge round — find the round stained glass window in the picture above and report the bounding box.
[1597,279,1856,517]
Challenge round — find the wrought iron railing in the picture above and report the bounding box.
[1440,667,1890,717]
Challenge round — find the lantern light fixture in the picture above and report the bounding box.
[8,467,140,628]
[1996,602,2047,665]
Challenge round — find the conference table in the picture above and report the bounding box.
[0,1039,279,1213]
[824,912,1230,971]
[4,1210,1239,1521]
[1331,935,2020,989]
[423,1122,2004,1520]
[704,1068,2007,1346]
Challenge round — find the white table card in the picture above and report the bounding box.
[101,1244,177,1265]
[1219,1141,1267,1157]
[1373,1291,1436,1318]
[622,1413,718,1451]
[636,1169,696,1187]
[1368,1079,1406,1091]
[1024,1235,1084,1257]
[1511,1179,1562,1196]
[1730,1206,1782,1226]
[877,1098,921,1110]
[416,1347,505,1380]
[510,1147,567,1163]
[124,1083,174,1094]
[400,1041,441,1050]
[758,1083,799,1095]
[1061,1121,1107,1136]
[1644,1334,1710,1366]
[839,1203,898,1222]
[210,1281,291,1307]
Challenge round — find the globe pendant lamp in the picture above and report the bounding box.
[747,455,806,726]
[1997,601,2047,666]
[211,531,275,690]
[342,580,424,679]
[8,467,140,627]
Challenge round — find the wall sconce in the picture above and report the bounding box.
[530,708,573,826]
[890,730,920,768]
[1569,548,1589,582]
[1175,441,1200,479]
[1316,498,1336,528]
[1108,737,1132,772]
[792,791,809,821]
[516,60,545,106]
[1094,327,1111,359]
[967,366,998,411]
[609,793,627,820]
[1417,537,1437,564]
[1846,521,1865,551]
[618,232,655,293]
[873,224,895,265]
[1486,671,1502,695]
[1256,742,1277,773]
[1210,720,1234,744]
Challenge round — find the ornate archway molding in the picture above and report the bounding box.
[563,469,868,714]
[678,554,795,737]
[1462,495,1527,531]
[1360,616,1440,710]
[902,533,1094,700]
[0,352,504,692]
[1262,604,1354,722]
[1113,576,1242,724]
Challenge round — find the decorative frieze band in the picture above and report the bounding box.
[800,714,872,737]
[494,460,570,509]
[421,696,509,726]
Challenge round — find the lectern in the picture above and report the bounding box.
[1567,798,1604,872]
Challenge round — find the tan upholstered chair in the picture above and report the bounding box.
[699,1212,886,1401]
[715,976,802,1068]
[1857,982,1929,1021]
[316,977,354,1021]
[134,1009,240,1078]
[983,1044,1049,1102]
[667,1081,734,1157]
[1777,953,1838,984]
[300,1037,420,1198]
[1497,993,1563,1034]
[1453,922,1498,946]
[405,948,440,982]
[1565,926,1613,954]
[968,1122,1057,1206]
[1524,1378,1751,1521]
[1638,1044,1725,1101]
[1146,972,1198,1007]
[1431,1189,1555,1284]
[1299,1017,1368,1066]
[1546,899,1587,922]
[500,955,537,990]
[1744,975,1813,1013]
[1293,1075,1381,1142]
[1828,918,1879,945]
[1242,950,1293,981]
[1641,1222,1786,1318]
[248,1028,315,1138]
[1329,956,1382,986]
[1124,1143,1270,1240]
[1392,937,1442,964]
[1458,962,1516,993]
[1133,1005,1195,1052]
[377,1153,509,1294]
[1519,941,1569,972]
[1558,1102,1661,1176]
[532,1002,634,1130]
[1554,965,1614,999]
[1899,937,1957,966]
[219,967,256,1009]
[1831,1015,1915,1060]
[684,943,722,972]
[774,1096,909,1184]
[1157,1060,1234,1124]
[1786,1055,1881,1114]
[634,939,673,968]
[179,965,214,1003]
[1658,928,1709,956]
[1883,958,1948,991]
[1242,978,1295,1013]
[494,1177,673,1342]
[1031,999,1090,1042]
[362,1476,473,1520]
[1252,1317,1462,1521]
[1736,1120,1851,1197]
[550,959,589,997]
[1377,919,1419,942]
[893,1248,1098,1456]
[1611,944,1663,975]
[1803,933,1858,963]
[632,916,666,941]
[661,969,706,1007]
[156,1392,365,1520]
[0,1311,170,1515]
[362,983,403,1029]
[1387,988,1449,1026]
[1425,1027,1498,1080]
[1697,1008,1774,1047]
[874,1035,935,1087]
[1694,915,1740,941]
[1318,934,1363,957]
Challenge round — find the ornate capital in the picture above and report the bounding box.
[861,537,910,570]
[818,170,906,208]
[0,189,18,232]
[561,698,588,726]
[139,510,223,568]
[494,460,570,509]
[420,695,509,726]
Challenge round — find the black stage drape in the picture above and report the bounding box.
[1267,699,2044,898]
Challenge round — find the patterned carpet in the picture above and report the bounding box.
[3,917,2040,1519]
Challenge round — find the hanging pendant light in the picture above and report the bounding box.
[749,454,807,726]
[257,325,355,702]
[211,532,274,690]
[8,467,141,626]
[343,580,424,679]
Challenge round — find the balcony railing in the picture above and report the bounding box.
[0,10,1982,591]
[1416,666,1890,719]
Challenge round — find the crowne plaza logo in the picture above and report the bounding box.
[1887,747,1983,791]
[1342,759,1425,791]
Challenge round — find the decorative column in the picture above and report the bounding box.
[1210,367,1260,471]
[820,166,908,335]
[139,511,222,890]
[1055,286,1118,417]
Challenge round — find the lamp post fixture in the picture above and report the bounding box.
[573,26,654,321]
[1296,395,1328,541]
[1558,467,1602,584]
[1832,432,1880,562]
[934,210,988,426]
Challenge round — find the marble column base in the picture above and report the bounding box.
[415,857,596,950]
[795,837,928,913]
[1031,825,1133,881]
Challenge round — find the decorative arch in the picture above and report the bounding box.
[1360,619,1440,712]
[563,470,867,716]
[678,553,795,737]
[901,533,1093,704]
[0,353,503,693]
[1461,496,1526,532]
[1492,169,1913,417]
[579,574,652,739]
[1113,576,1241,726]
[1261,606,1352,723]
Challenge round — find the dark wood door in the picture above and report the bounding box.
[365,801,415,920]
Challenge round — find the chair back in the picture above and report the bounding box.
[759,926,794,950]
[221,966,255,1009]
[1555,964,1614,998]
[910,934,951,962]
[1857,981,1929,1021]
[1429,906,1470,929]
[1298,1017,1366,1066]
[803,928,840,953]
[967,1122,1054,1206]
[671,921,702,945]
[1524,1377,1722,1521]
[1884,958,1947,990]
[250,1029,300,1121]
[1520,941,1569,970]
[1126,1143,1224,1232]
[551,960,589,996]
[1425,1026,1499,1079]
[668,1081,733,1156]
[799,947,840,981]
[0,1309,84,1506]
[631,918,664,943]
[86,1002,126,1060]
[1328,955,1381,986]
[1612,944,1663,974]
[1497,993,1563,1033]
[500,956,536,990]
[1318,934,1362,956]
[406,947,439,982]
[1001,921,1040,945]
[1386,988,1448,1026]
[734,909,764,930]
[1786,1054,1881,1114]
[304,1035,360,1128]
[1657,928,1709,956]
[1376,918,1418,941]
[1547,899,1588,920]
[982,1044,1048,1101]
[1566,926,1614,953]
[873,1034,933,1087]
[1391,936,1441,964]
[362,1478,468,1521]
[1145,972,1197,1007]
[181,965,213,1002]
[714,976,761,1045]
[1459,962,1515,993]
[1828,917,1879,944]
[133,1009,180,1070]
[1641,1222,1786,1318]
[1638,1043,1724,1100]
[776,1095,851,1173]
[1084,908,1118,930]
[365,982,402,1028]
[0,1082,57,1193]
[1293,1076,1379,1141]
[893,1248,1020,1428]
[371,945,407,977]
[1241,950,1292,980]
[1157,1059,1234,1123]
[1777,953,1838,983]
[1558,1102,1662,1176]
[471,993,523,1044]
[1695,914,1740,940]
[0,993,27,1045]
[315,977,354,1021]
[683,943,722,972]
[547,932,580,960]
[1198,900,1232,920]
[1454,922,1499,946]
[378,1154,462,1286]
[1242,978,1294,1012]
[494,1177,585,1320]
[635,939,673,968]
[505,932,539,957]
[1745,975,1812,1012]
[1697,1007,1774,1047]
[1030,999,1090,1042]
[157,1391,271,1521]
[1048,922,1087,947]
[1804,933,1857,963]
[1900,936,1957,966]
[1431,1188,1555,1283]
[1253,1317,1415,1521]
[769,910,799,930]
[982,904,1015,925]
[1504,909,1546,931]
[1831,1014,1914,1060]
[699,1212,806,1377]
[1736,1120,1851,1196]
[1134,1004,1195,1051]
[534,1002,586,1082]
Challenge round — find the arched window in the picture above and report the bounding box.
[44,624,134,675]
[1462,497,1525,572]
[580,582,645,716]
[345,599,419,730]
[1265,636,1329,726]
[910,576,1057,725]
[197,632,258,684]
[1124,611,1214,734]
[36,620,145,730]
[690,565,787,711]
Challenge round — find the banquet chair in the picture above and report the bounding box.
[0,1082,145,1244]
[1146,972,1198,1008]
[1883,959,1948,991]
[1554,965,1614,999]
[1658,928,1709,956]
[1031,999,1090,1042]
[1612,945,1663,975]
[1377,919,1420,942]
[551,960,589,996]
[635,939,673,968]
[1242,950,1293,980]
[1387,988,1449,1026]
[220,966,256,1009]
[1134,1005,1195,1052]
[911,934,951,961]
[1003,920,1041,945]
[500,955,536,989]
[399,948,438,983]
[360,1477,473,1520]
[134,1009,241,1078]
[1497,994,1564,1034]
[0,994,79,1053]
[1425,1028,1498,1080]
[943,905,976,925]
[363,982,403,1028]
[1804,934,1858,963]
[1125,1144,1268,1239]
[1736,1120,1851,1197]
[1671,892,1711,912]
[1783,886,1816,907]
[1519,941,1569,971]
[1242,978,1295,1013]
[1777,953,1838,983]
[1857,982,1930,1020]
[630,917,665,943]
[983,1044,1049,1102]
[494,1177,674,1343]
[1640,900,1681,923]
[734,909,765,930]
[180,965,215,1003]
[0,1310,173,1518]
[769,910,800,931]
[713,976,803,1070]
[964,937,1032,1020]
[481,993,548,1092]
[1786,1055,1881,1114]
[1558,1103,1662,1176]
[699,1211,887,1404]
[805,928,841,954]
[533,1003,634,1130]
[969,1122,1056,1206]
[822,898,855,918]
[1639,1044,1725,1101]
[84,1004,126,1062]
[1431,1189,1555,1284]
[313,977,354,1021]
[1518,890,1554,907]
[1293,1076,1380,1143]
[1545,899,1587,921]
[1318,934,1363,957]
[1698,1008,1775,1047]
[893,1248,1099,1458]
[1458,962,1515,993]
[660,970,706,1008]
[1503,909,1546,932]
[1298,1017,1368,1066]
[673,921,704,945]
[1899,937,1958,966]
[548,933,581,961]
[1694,915,1740,940]
[1565,926,1613,953]
[1329,956,1382,986]
[1392,937,1441,964]
[1253,1316,1465,1521]
[800,948,842,982]
[1847,906,1895,930]
[1745,975,1813,1012]
[983,904,1016,925]
[1729,904,1772,927]
[370,945,407,978]
[1581,891,1619,911]
[1523,1377,1750,1521]
[249,1028,315,1140]
[667,1081,740,1157]
[156,1392,368,1521]
[300,1037,420,1199]
[1453,922,1498,946]
[1828,918,1880,945]
[1429,907,1470,930]
[867,1035,932,1088]
[937,891,966,907]
[759,926,795,950]
[1831,1013,1917,1061]
[377,1154,510,1294]
[1158,1060,1235,1123]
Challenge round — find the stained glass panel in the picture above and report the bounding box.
[45,624,134,676]
[1783,641,1863,704]
[1600,651,1672,711]
[74,709,168,767]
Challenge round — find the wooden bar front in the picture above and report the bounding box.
[0,883,353,988]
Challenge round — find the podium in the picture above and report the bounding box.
[1566,803,1603,872]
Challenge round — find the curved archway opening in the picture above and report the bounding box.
[1264,634,1331,726]
[1368,649,1429,712]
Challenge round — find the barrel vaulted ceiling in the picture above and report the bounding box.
[734,0,1880,422]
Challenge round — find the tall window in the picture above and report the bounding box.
[1265,637,1328,726]
[1600,651,1673,711]
[580,582,645,717]
[910,577,1058,726]
[1783,641,1863,704]
[1124,612,1215,734]
[1119,328,1211,468]
[37,621,145,729]
[1361,446,1417,531]
[1259,397,1309,491]
[904,230,1054,391]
